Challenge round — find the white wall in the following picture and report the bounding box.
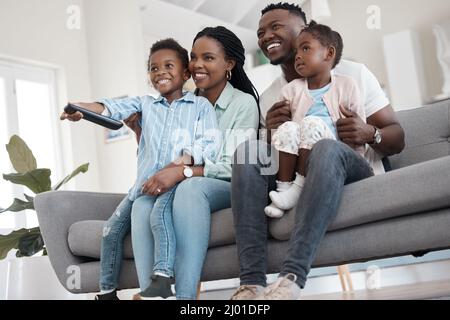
[303,0,450,104]
[0,0,100,191]
[84,0,150,193]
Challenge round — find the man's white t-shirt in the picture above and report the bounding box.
[260,59,389,175]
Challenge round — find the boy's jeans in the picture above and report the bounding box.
[132,177,231,300]
[99,196,133,291]
[99,188,176,291]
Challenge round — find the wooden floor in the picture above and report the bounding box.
[302,280,450,300]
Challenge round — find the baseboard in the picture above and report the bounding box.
[200,259,450,299]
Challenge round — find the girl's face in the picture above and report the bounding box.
[189,36,234,91]
[294,32,335,78]
[148,49,189,99]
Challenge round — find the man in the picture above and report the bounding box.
[231,2,405,300]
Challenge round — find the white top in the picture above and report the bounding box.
[260,59,389,175]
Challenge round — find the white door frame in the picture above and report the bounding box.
[0,61,62,228]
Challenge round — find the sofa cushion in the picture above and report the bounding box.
[68,208,235,259]
[390,100,450,170]
[270,155,450,241]
[67,221,131,259]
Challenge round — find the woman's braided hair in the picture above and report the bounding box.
[193,26,261,124]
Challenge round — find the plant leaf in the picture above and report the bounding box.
[0,228,30,260]
[6,135,37,173]
[3,169,51,194]
[0,198,34,213]
[52,163,89,190]
[24,193,34,203]
[17,228,44,257]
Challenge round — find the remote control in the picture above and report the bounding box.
[64,103,123,130]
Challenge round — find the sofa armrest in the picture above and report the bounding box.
[34,191,126,292]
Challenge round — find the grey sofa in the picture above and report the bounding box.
[35,99,450,294]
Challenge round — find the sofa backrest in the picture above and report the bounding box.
[389,99,450,170]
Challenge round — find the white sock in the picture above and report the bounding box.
[269,173,305,210]
[100,288,116,295]
[154,272,170,278]
[264,181,291,218]
[264,203,285,218]
[276,181,292,192]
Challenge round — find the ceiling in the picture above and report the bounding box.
[138,0,307,52]
[153,0,306,30]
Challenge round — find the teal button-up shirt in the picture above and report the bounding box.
[204,82,259,181]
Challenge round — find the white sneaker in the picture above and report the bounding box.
[255,274,301,300]
[230,285,265,300]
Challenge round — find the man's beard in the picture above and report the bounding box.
[269,50,296,66]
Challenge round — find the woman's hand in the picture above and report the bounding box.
[141,166,184,196]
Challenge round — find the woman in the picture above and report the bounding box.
[131,26,260,300]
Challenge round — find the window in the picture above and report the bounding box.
[0,62,61,229]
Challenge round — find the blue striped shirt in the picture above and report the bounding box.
[100,92,220,200]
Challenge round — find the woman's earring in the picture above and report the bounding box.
[226,70,232,80]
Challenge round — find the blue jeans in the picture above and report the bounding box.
[99,196,133,291]
[232,139,374,288]
[99,188,176,290]
[132,177,231,300]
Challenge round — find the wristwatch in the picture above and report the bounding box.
[182,166,193,178]
[371,126,382,145]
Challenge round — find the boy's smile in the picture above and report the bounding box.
[149,49,189,103]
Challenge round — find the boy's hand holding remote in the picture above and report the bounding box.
[60,102,105,121]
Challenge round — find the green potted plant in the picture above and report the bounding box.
[0,135,89,260]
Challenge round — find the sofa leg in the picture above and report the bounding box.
[196,282,202,300]
[337,265,353,292]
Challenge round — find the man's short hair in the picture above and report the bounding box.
[261,2,307,24]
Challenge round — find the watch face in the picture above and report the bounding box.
[375,130,382,144]
[183,167,193,178]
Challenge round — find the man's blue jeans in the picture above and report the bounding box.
[232,139,374,288]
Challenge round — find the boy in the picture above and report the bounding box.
[61,38,220,300]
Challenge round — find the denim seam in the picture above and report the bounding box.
[106,207,131,289]
[157,188,177,277]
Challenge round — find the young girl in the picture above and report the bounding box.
[265,22,367,218]
[61,39,221,300]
